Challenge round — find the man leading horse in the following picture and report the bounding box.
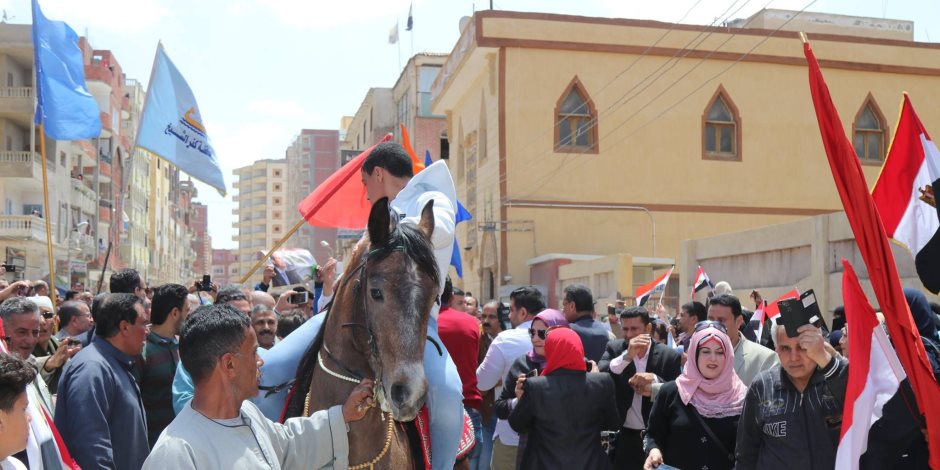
[222,142,463,469]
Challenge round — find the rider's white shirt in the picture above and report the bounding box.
[390,160,456,321]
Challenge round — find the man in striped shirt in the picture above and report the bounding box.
[140,283,191,446]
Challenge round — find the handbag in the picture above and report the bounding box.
[689,407,735,462]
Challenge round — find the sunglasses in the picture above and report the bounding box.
[694,320,727,334]
[41,312,54,319]
[528,328,548,340]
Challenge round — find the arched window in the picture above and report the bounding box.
[554,77,597,153]
[853,94,887,163]
[702,85,740,160]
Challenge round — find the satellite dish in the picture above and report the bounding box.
[459,16,471,33]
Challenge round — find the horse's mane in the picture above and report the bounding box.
[283,221,439,420]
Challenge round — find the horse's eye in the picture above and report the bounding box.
[370,288,384,300]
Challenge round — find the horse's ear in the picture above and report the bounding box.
[418,199,435,240]
[368,197,391,245]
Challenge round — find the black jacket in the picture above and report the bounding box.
[569,316,610,363]
[508,369,619,470]
[644,381,740,470]
[494,355,540,421]
[735,357,848,470]
[598,339,682,426]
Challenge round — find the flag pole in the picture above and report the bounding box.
[38,124,59,311]
[238,218,305,284]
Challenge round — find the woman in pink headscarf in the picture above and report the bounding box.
[643,322,747,470]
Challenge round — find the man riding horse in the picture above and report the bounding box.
[249,142,465,469]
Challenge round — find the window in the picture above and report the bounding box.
[273,183,282,192]
[273,225,281,234]
[273,169,282,178]
[273,210,282,219]
[702,85,740,160]
[554,77,597,153]
[853,94,887,163]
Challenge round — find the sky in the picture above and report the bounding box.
[3,0,938,249]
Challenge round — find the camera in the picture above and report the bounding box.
[497,302,512,331]
[196,274,213,292]
[1,263,16,272]
[289,291,309,305]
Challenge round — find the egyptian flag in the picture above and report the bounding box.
[872,95,940,293]
[836,260,906,469]
[690,265,713,298]
[805,40,940,467]
[635,266,673,307]
[753,289,800,344]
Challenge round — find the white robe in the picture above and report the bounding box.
[144,401,349,470]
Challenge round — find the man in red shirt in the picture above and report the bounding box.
[437,276,482,467]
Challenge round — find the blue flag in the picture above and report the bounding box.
[31,0,101,140]
[137,44,226,195]
[424,149,432,167]
[451,199,472,278]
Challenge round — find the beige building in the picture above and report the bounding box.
[393,53,449,160]
[431,9,940,305]
[233,159,288,285]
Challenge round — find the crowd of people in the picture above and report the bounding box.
[0,263,938,469]
[0,140,938,470]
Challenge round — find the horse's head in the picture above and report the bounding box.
[352,197,439,421]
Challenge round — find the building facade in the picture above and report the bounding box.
[393,54,449,161]
[285,129,339,262]
[432,9,939,303]
[211,248,238,286]
[233,159,288,285]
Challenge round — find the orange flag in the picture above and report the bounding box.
[400,123,425,174]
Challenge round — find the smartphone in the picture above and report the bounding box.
[524,369,539,378]
[607,305,615,315]
[66,337,81,346]
[198,274,212,292]
[289,291,309,305]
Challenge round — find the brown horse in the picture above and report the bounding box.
[286,197,463,469]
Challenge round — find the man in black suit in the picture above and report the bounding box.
[562,284,610,362]
[598,306,682,469]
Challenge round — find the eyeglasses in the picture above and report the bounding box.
[528,328,548,340]
[694,320,727,334]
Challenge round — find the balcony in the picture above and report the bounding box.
[0,151,41,179]
[0,87,34,116]
[69,232,97,261]
[71,178,98,216]
[0,215,51,242]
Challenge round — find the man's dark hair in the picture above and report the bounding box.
[109,268,142,294]
[91,292,108,324]
[58,301,86,328]
[215,286,248,306]
[151,284,189,326]
[620,306,652,324]
[180,304,251,384]
[441,276,454,305]
[681,301,707,323]
[95,293,143,338]
[0,297,38,325]
[64,290,79,301]
[509,286,545,315]
[362,142,413,178]
[0,353,36,410]
[277,309,306,339]
[452,286,465,297]
[708,294,743,318]
[563,284,594,312]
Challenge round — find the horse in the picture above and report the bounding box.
[285,197,464,469]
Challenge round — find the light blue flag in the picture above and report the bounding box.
[137,44,226,195]
[31,0,101,140]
